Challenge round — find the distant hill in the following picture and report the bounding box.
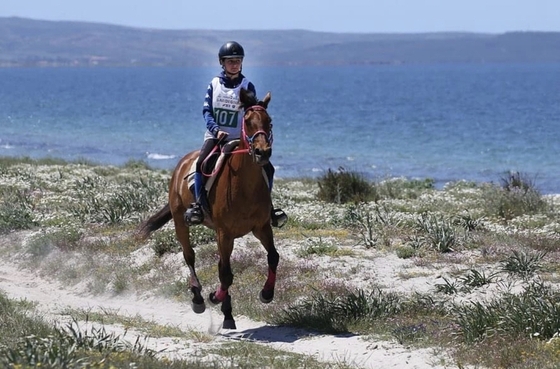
[1,17,560,67]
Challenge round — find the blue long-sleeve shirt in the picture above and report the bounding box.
[202,71,256,137]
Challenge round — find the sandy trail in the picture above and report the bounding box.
[0,260,446,369]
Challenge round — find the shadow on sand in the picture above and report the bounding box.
[220,324,357,343]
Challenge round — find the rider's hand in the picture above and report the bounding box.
[217,131,229,140]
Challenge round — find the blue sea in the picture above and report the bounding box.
[1,64,559,193]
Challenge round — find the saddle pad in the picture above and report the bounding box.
[185,141,270,195]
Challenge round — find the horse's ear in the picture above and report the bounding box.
[259,92,271,109]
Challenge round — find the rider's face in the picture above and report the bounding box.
[222,58,242,75]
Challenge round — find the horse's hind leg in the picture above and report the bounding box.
[209,232,236,329]
[252,225,279,303]
[173,215,205,313]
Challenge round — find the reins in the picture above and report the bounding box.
[200,104,272,178]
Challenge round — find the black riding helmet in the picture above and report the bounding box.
[218,41,245,61]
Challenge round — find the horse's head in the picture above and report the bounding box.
[240,88,273,166]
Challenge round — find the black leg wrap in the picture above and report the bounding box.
[221,294,236,329]
[268,251,279,267]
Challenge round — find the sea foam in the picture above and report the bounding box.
[146,152,176,160]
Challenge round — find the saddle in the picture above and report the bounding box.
[184,140,269,208]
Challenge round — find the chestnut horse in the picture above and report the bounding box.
[137,88,279,329]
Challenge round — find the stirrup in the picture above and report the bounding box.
[185,203,204,225]
[271,208,288,228]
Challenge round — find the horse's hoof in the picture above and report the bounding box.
[209,292,220,305]
[223,319,237,330]
[191,301,206,314]
[259,289,274,303]
[271,208,288,228]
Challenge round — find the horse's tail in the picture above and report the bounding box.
[136,203,172,241]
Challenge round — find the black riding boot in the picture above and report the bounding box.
[184,172,204,225]
[264,163,287,228]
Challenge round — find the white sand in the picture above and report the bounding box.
[0,238,451,369]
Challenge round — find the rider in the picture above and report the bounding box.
[185,41,288,228]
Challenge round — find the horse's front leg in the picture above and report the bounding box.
[253,225,279,303]
[209,232,236,329]
[173,214,205,314]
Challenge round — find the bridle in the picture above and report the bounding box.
[241,105,273,152]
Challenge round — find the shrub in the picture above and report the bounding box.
[317,167,372,204]
[395,245,417,259]
[123,159,153,170]
[343,204,378,248]
[500,250,547,278]
[453,281,560,343]
[481,172,550,220]
[0,188,37,234]
[372,177,435,200]
[69,176,166,225]
[1,318,155,368]
[500,171,535,193]
[415,213,457,253]
[296,237,339,257]
[458,269,499,288]
[274,288,405,334]
[26,227,83,256]
[152,229,181,257]
[435,277,459,294]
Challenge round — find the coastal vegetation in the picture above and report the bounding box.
[1,156,560,368]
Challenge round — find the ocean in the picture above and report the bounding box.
[1,64,559,193]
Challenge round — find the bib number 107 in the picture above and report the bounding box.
[215,108,239,128]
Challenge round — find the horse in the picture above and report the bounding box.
[137,88,279,330]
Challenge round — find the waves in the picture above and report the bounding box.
[146,152,176,161]
[1,65,560,193]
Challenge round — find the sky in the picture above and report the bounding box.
[2,0,560,34]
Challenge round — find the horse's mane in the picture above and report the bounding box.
[240,89,260,109]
